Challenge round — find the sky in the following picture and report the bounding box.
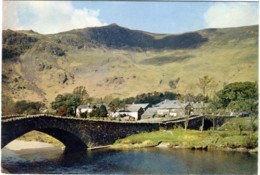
[2,1,259,34]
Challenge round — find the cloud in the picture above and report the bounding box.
[204,3,258,28]
[3,1,105,34]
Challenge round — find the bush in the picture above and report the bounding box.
[80,111,88,118]
[14,100,45,115]
[243,136,258,149]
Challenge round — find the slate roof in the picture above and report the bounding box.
[118,103,149,112]
[154,100,186,109]
[141,107,157,119]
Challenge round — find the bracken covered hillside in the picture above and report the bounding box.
[2,24,258,104]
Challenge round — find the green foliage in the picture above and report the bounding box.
[244,135,258,149]
[219,118,258,134]
[80,111,88,118]
[115,128,258,149]
[14,100,45,115]
[197,75,217,97]
[108,98,125,112]
[73,86,90,104]
[124,91,180,105]
[227,99,258,115]
[206,96,223,116]
[88,105,107,118]
[51,86,90,116]
[180,93,209,103]
[216,81,258,108]
[51,93,79,116]
[89,107,100,117]
[99,105,108,117]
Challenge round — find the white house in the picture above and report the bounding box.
[76,104,101,116]
[113,103,150,120]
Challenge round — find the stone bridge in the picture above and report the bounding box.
[1,114,228,152]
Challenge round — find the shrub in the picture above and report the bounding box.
[243,136,258,149]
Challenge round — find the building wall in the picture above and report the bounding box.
[76,108,93,116]
[118,112,139,120]
[157,109,169,116]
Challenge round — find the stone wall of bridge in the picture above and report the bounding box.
[1,115,161,151]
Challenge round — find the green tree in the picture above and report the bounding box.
[197,75,217,97]
[228,99,258,138]
[14,100,44,115]
[73,86,90,104]
[108,98,125,112]
[205,96,223,130]
[68,94,81,116]
[51,94,71,116]
[216,82,258,138]
[99,105,108,117]
[51,86,91,116]
[89,106,100,117]
[197,75,217,132]
[51,93,79,116]
[216,81,257,108]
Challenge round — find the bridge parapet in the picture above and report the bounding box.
[2,114,233,152]
[1,114,161,152]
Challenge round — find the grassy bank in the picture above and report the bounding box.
[112,117,258,152]
[112,128,258,152]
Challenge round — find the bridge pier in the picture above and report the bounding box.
[64,144,87,154]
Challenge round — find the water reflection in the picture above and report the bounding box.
[2,147,257,174]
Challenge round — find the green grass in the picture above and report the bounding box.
[114,128,258,150]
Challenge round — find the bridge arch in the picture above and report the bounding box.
[2,114,162,152]
[1,116,92,152]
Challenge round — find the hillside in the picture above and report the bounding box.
[2,24,258,104]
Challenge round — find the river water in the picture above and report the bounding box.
[1,146,258,174]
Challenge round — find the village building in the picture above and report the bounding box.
[113,103,150,120]
[190,102,205,116]
[153,100,187,117]
[146,100,207,119]
[141,107,157,119]
[76,104,103,116]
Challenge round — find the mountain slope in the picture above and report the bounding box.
[62,23,208,50]
[2,24,258,104]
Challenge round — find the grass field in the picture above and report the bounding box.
[113,128,258,150]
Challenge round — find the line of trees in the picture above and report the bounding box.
[2,95,45,115]
[2,80,258,127]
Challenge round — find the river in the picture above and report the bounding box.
[1,146,258,174]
